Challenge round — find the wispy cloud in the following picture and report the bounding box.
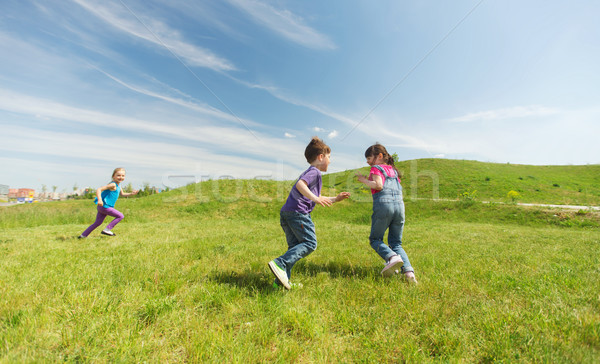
[284,132,296,138]
[92,67,262,128]
[1,125,278,174]
[225,73,444,155]
[0,88,302,164]
[446,105,560,123]
[72,0,236,71]
[328,130,339,139]
[226,0,336,50]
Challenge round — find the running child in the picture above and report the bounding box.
[355,144,417,283]
[268,137,350,290]
[78,168,138,238]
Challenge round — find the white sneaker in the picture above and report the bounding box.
[404,271,418,284]
[381,255,403,277]
[101,230,116,236]
[273,279,303,289]
[268,261,291,290]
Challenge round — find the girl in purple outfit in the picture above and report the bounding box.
[78,168,138,238]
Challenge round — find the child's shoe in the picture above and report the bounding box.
[273,279,303,289]
[381,255,403,277]
[101,230,116,236]
[268,261,291,290]
[77,235,86,239]
[404,271,418,285]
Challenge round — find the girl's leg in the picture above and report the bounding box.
[275,212,317,279]
[81,206,108,237]
[388,202,413,273]
[103,207,124,231]
[369,204,396,261]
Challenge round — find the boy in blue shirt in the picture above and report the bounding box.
[268,137,350,289]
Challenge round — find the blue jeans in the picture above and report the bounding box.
[274,210,317,279]
[369,194,413,273]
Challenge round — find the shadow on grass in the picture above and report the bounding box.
[294,260,375,278]
[211,261,376,295]
[210,270,279,295]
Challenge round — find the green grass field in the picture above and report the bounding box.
[1,160,599,362]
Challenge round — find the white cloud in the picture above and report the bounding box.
[0,124,316,192]
[0,88,303,165]
[328,130,339,139]
[227,0,336,50]
[94,68,261,128]
[0,125,274,173]
[72,0,236,71]
[284,132,295,138]
[313,127,325,132]
[446,105,560,123]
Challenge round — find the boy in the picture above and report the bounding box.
[268,137,350,289]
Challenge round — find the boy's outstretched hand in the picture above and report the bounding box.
[315,192,350,207]
[336,192,351,202]
[315,196,334,207]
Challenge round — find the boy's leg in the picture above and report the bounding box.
[275,211,317,279]
[388,203,413,273]
[103,208,125,231]
[80,206,108,237]
[276,213,300,279]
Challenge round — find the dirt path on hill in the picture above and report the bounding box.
[515,202,600,211]
[414,198,599,211]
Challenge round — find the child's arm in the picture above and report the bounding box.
[328,192,351,204]
[356,172,383,191]
[96,182,117,206]
[296,180,350,207]
[120,189,139,197]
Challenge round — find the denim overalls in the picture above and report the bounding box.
[369,165,413,273]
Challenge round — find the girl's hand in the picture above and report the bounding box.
[98,201,104,206]
[132,190,139,195]
[355,172,369,184]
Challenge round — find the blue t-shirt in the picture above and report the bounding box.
[281,166,322,214]
[94,182,121,208]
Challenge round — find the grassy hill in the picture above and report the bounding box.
[1,160,599,362]
[332,158,600,206]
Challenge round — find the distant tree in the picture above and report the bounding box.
[137,182,155,197]
[52,185,57,193]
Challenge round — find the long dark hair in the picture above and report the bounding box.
[364,143,400,177]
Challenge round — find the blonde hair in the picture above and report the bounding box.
[112,168,126,178]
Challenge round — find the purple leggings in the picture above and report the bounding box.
[81,205,124,237]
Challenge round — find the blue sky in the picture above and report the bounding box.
[1,0,599,192]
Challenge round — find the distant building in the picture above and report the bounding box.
[0,184,8,200]
[8,188,35,202]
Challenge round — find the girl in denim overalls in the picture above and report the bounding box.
[356,144,417,283]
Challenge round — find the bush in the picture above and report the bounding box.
[507,190,522,203]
